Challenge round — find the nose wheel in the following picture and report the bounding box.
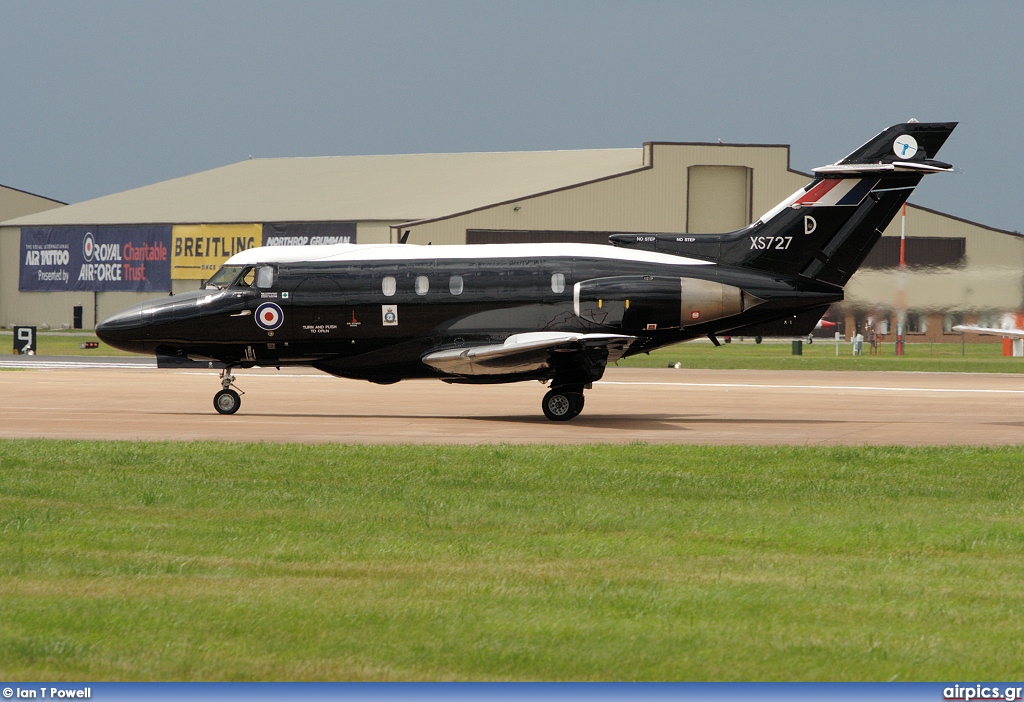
[542,386,585,421]
[213,368,244,415]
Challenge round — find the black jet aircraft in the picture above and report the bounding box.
[97,121,956,420]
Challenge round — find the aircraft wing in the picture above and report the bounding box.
[422,331,637,376]
[952,324,1024,339]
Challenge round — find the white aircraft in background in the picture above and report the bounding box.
[953,314,1024,357]
[953,314,1024,339]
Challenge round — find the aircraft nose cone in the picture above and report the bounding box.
[95,303,149,352]
[96,308,141,334]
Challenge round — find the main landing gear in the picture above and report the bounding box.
[213,367,244,415]
[542,385,586,421]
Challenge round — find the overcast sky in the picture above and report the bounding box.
[2,1,1021,232]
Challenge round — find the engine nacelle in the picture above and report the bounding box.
[680,277,760,326]
[574,276,761,330]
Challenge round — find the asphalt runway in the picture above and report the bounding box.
[2,358,1023,445]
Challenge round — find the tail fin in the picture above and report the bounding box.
[611,121,957,286]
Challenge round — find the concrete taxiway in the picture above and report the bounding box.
[1,358,1022,445]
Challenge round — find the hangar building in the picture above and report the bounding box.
[1,184,64,225]
[2,139,1021,343]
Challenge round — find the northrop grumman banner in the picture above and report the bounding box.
[19,226,171,292]
[262,221,356,246]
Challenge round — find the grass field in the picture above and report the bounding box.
[3,330,1020,374]
[0,330,132,357]
[2,440,1023,680]
[616,338,1024,374]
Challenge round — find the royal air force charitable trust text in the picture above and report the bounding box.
[26,241,167,283]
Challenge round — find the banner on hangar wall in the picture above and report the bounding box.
[171,223,262,280]
[19,226,172,292]
[262,222,357,247]
[171,223,357,280]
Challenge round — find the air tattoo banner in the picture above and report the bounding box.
[262,221,356,246]
[19,226,171,292]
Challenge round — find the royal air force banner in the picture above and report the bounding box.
[20,223,360,287]
[19,226,172,292]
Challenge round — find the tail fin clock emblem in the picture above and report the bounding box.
[893,135,918,159]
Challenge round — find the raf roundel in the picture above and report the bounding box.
[82,232,96,261]
[255,302,284,331]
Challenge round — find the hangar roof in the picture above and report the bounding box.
[2,148,644,227]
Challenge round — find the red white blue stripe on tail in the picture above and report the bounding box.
[794,177,879,207]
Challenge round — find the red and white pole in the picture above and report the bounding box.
[896,202,907,356]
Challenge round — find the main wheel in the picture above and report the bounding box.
[214,388,241,415]
[542,389,585,421]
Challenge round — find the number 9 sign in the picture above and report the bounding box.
[13,326,36,355]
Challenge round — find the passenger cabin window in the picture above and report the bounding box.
[382,276,396,296]
[449,275,464,295]
[415,276,429,296]
[551,273,566,294]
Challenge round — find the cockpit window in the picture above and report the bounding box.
[205,265,245,289]
[204,265,274,290]
[254,265,274,289]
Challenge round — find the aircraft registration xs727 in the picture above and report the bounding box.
[97,121,956,420]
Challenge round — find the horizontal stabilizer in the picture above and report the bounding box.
[813,160,953,175]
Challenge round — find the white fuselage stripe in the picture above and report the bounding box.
[225,242,713,268]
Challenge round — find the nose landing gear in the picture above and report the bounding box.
[213,367,244,415]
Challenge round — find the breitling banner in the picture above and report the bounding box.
[171,223,263,280]
[19,226,172,292]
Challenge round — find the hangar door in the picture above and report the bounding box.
[686,166,752,234]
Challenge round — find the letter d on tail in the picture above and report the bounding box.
[804,215,817,235]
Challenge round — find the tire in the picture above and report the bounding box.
[214,388,241,415]
[542,389,584,421]
[755,335,763,344]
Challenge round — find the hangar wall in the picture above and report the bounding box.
[398,143,801,245]
[0,187,71,328]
